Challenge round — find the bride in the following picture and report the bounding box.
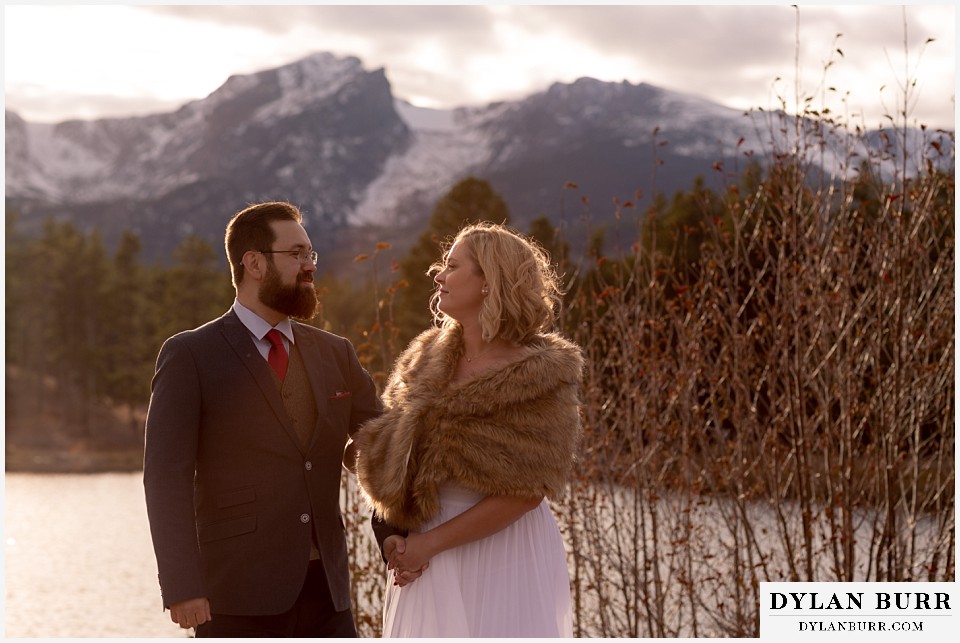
[350,221,583,637]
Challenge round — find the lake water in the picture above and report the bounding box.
[6,471,951,638]
[4,472,189,638]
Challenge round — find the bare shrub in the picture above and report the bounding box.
[553,17,954,635]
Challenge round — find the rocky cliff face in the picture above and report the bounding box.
[6,53,411,262]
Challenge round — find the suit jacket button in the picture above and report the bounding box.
[300,513,310,523]
[304,461,313,471]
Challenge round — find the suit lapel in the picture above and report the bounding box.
[220,311,304,451]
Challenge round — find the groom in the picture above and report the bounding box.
[143,201,382,637]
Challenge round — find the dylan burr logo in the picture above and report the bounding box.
[770,590,950,611]
[760,582,956,639]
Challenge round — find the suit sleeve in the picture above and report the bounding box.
[335,337,400,561]
[341,337,383,472]
[142,335,207,608]
[371,513,407,563]
[346,337,384,432]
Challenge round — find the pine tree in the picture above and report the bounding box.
[394,177,510,343]
[99,231,156,431]
[154,235,234,342]
[527,215,570,277]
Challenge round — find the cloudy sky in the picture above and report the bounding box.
[4,3,956,130]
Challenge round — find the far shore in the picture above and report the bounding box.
[5,446,144,474]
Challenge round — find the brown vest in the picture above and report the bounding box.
[273,342,318,450]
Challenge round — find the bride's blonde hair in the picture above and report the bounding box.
[429,222,563,344]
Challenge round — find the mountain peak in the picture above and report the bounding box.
[199,51,368,120]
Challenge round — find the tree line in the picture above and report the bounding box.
[3,177,542,443]
[5,215,234,439]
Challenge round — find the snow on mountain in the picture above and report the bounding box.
[350,100,493,225]
[254,53,366,123]
[392,100,459,132]
[351,81,769,227]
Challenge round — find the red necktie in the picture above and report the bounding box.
[266,329,288,382]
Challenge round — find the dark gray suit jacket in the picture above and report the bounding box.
[143,309,382,615]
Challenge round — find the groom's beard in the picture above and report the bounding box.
[259,261,318,320]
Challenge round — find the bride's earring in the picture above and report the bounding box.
[481,286,489,296]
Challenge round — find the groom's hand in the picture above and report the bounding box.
[384,534,404,568]
[169,596,211,629]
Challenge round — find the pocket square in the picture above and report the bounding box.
[330,391,351,399]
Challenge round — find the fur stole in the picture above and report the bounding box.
[352,326,583,531]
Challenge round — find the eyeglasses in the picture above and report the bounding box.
[258,249,319,265]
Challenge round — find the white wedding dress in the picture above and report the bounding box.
[382,484,573,638]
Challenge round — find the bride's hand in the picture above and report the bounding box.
[393,565,427,587]
[386,535,429,587]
